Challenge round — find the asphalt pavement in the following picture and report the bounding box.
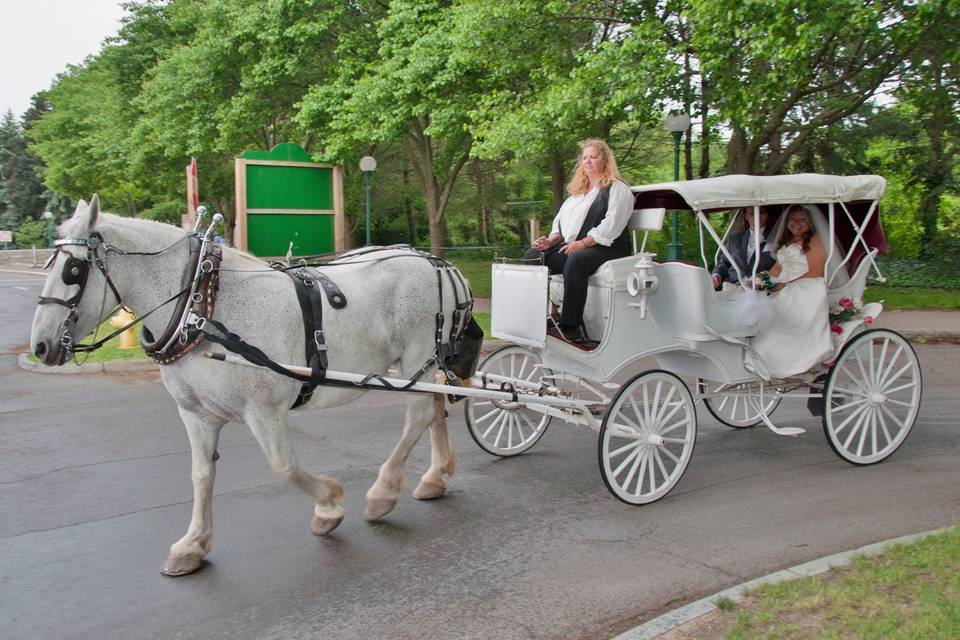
[2,268,959,640]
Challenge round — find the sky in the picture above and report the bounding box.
[0,0,126,119]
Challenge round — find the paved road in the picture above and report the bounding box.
[2,271,958,640]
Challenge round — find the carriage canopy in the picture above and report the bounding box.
[631,173,889,259]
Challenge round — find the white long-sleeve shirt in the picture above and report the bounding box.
[550,180,634,246]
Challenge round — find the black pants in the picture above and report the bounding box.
[523,243,630,330]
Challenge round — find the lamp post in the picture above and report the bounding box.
[359,155,377,246]
[664,113,690,260]
[42,211,55,248]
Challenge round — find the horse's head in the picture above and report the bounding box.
[30,195,119,365]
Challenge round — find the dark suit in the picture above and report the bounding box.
[712,228,776,286]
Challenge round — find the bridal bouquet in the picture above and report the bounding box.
[829,297,873,334]
[751,271,776,294]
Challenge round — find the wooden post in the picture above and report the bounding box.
[529,218,540,245]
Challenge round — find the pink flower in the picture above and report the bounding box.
[840,297,853,310]
[864,316,873,324]
[831,323,843,334]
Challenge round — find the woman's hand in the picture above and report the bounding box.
[533,234,559,252]
[561,238,588,255]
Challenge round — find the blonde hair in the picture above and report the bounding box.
[566,138,620,196]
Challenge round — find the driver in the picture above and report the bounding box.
[524,139,634,344]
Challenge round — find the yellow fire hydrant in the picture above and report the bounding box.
[109,308,139,350]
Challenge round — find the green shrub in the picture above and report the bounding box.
[870,255,960,289]
[15,218,49,248]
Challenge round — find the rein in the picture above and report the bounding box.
[38,228,216,364]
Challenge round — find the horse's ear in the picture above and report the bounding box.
[88,194,100,229]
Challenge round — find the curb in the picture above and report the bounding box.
[611,526,953,640]
[17,352,158,374]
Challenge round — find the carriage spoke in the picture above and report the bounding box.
[832,401,869,435]
[830,396,870,413]
[879,403,908,434]
[658,416,689,436]
[876,404,894,445]
[885,398,919,409]
[875,337,890,387]
[654,400,686,432]
[879,361,914,394]
[855,407,871,456]
[842,407,871,450]
[877,344,904,390]
[633,451,650,496]
[658,445,681,465]
[870,408,879,456]
[831,385,870,399]
[647,451,657,492]
[481,410,506,439]
[628,396,645,430]
[882,380,917,396]
[609,438,644,459]
[609,422,642,440]
[653,449,670,481]
[612,445,642,478]
[476,405,500,425]
[620,449,644,491]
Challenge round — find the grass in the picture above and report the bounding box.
[27,317,148,364]
[864,286,960,310]
[715,526,960,640]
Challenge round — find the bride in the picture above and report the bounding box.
[750,205,834,378]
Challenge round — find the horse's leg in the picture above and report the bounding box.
[162,408,224,577]
[245,408,345,536]
[364,392,435,520]
[412,393,455,500]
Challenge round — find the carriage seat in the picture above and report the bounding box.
[549,258,758,342]
[827,248,878,307]
[648,262,757,341]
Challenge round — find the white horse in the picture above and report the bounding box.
[30,196,461,576]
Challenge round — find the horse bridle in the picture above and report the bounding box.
[38,232,124,362]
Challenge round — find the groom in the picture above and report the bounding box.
[712,207,775,290]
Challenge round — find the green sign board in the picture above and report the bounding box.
[234,143,344,257]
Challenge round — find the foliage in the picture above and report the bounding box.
[138,200,185,225]
[14,0,960,261]
[871,255,960,290]
[14,218,49,248]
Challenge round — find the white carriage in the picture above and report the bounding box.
[464,174,922,505]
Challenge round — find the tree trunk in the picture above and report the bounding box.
[548,147,566,213]
[698,77,710,178]
[402,159,417,245]
[473,158,490,244]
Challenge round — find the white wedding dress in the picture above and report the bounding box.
[750,243,833,378]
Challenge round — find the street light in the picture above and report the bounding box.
[42,211,55,248]
[664,113,690,260]
[359,155,377,246]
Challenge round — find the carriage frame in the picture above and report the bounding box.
[461,173,922,505]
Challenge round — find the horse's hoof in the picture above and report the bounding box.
[311,513,344,536]
[161,553,203,577]
[363,497,397,521]
[412,481,446,500]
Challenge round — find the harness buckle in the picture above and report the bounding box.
[313,330,327,351]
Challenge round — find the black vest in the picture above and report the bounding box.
[573,183,630,253]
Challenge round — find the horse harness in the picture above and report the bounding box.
[38,230,222,365]
[42,233,481,401]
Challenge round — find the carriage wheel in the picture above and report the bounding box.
[823,329,922,465]
[599,370,697,505]
[698,378,782,428]
[464,345,552,457]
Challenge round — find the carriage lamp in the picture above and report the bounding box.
[359,155,378,245]
[627,252,659,319]
[664,113,690,260]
